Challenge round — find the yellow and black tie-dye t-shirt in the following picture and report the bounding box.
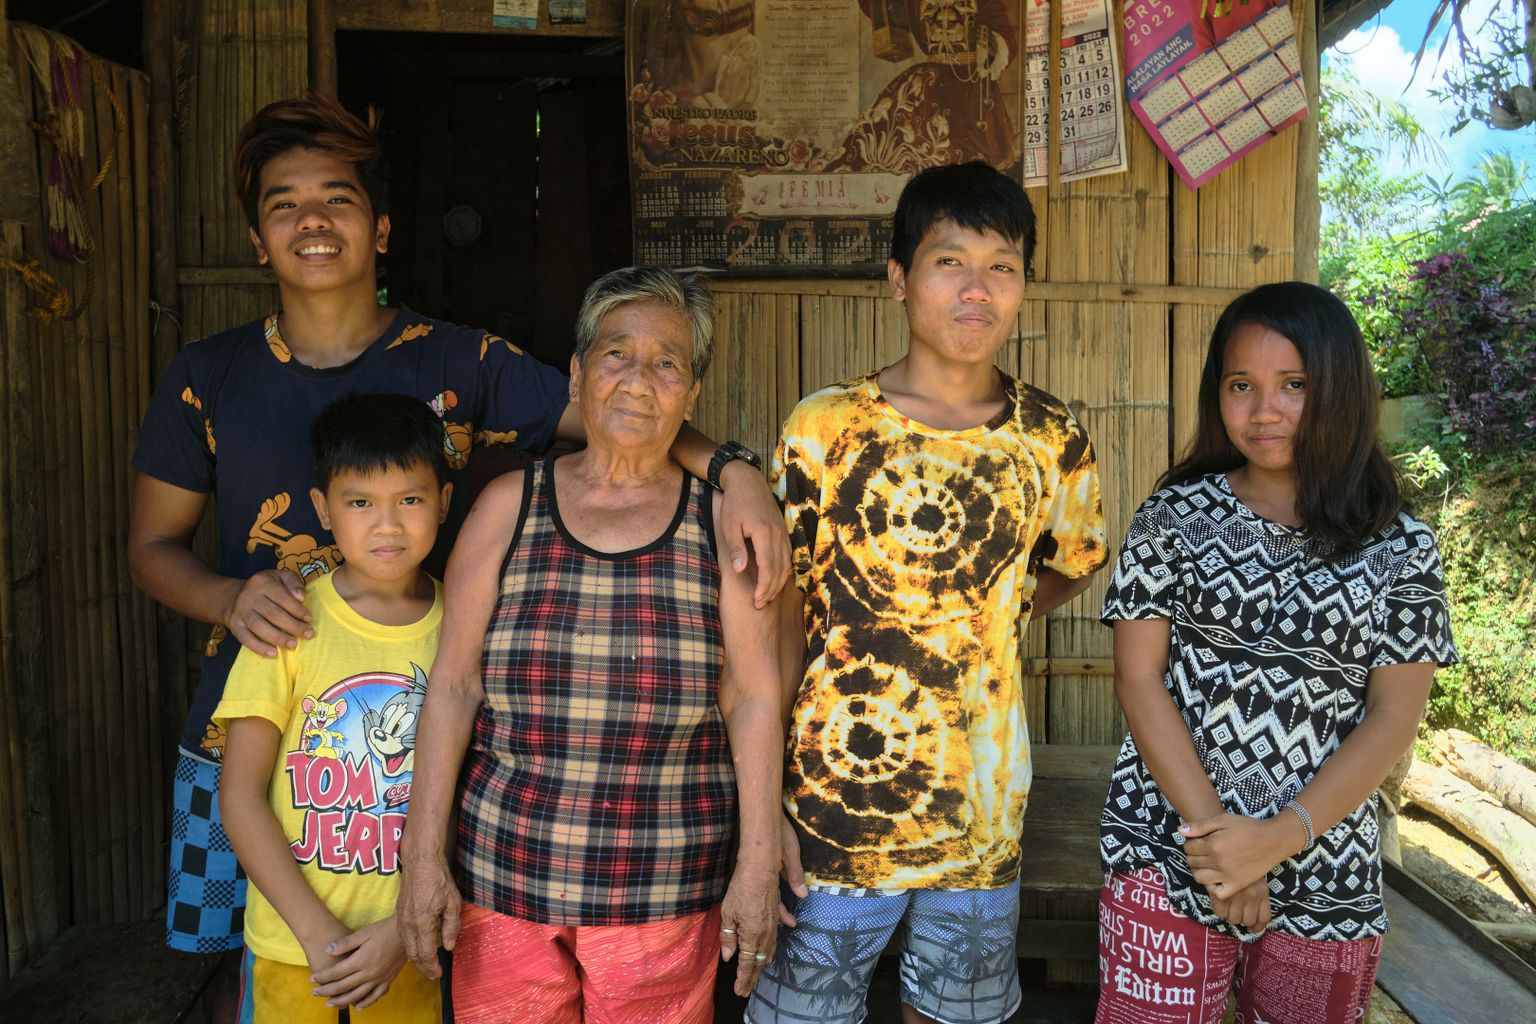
[771,371,1107,889]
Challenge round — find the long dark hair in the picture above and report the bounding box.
[1162,282,1400,561]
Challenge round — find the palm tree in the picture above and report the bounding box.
[1409,0,1535,131]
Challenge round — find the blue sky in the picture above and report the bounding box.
[1324,0,1535,188]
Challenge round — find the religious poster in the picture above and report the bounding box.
[1022,0,1128,187]
[1123,0,1308,190]
[627,0,1043,275]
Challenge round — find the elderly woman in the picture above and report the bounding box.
[397,266,784,1023]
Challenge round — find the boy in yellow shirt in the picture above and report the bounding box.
[217,393,451,1022]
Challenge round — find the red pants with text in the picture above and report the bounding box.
[1095,867,1382,1024]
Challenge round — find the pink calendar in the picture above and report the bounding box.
[1123,0,1309,190]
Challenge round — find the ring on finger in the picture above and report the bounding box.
[753,952,768,961]
[720,927,736,935]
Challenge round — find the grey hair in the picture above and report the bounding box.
[573,266,716,380]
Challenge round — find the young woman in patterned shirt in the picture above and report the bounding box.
[1094,281,1457,1024]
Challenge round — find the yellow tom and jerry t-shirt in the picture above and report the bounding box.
[771,372,1107,889]
[213,571,442,965]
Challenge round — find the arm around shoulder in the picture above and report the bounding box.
[129,472,312,657]
[712,490,787,994]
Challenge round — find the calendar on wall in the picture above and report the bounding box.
[1022,0,1128,186]
[1123,0,1308,190]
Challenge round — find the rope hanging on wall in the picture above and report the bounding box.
[0,254,75,324]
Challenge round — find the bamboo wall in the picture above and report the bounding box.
[0,24,156,980]
[173,0,305,342]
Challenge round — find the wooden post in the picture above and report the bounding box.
[144,0,179,372]
[310,0,337,96]
[1293,0,1321,283]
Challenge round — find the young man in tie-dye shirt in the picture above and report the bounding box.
[750,161,1108,1024]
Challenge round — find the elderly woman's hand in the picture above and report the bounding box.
[718,860,781,997]
[395,853,461,980]
[717,460,790,609]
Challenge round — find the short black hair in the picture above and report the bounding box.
[235,93,389,233]
[890,161,1036,275]
[310,393,449,491]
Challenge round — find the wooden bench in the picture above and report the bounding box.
[1014,743,1118,962]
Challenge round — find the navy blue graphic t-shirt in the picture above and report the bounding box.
[132,307,568,758]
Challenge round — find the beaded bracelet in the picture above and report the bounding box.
[1285,799,1315,850]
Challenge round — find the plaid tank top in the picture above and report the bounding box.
[456,457,736,925]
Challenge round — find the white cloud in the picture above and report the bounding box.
[1325,0,1533,183]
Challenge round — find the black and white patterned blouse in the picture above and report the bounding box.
[1099,473,1457,942]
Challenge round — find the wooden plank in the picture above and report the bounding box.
[696,290,797,464]
[8,52,71,947]
[1377,866,1536,1020]
[175,267,276,287]
[89,60,132,923]
[1031,743,1118,780]
[180,264,1261,309]
[1015,918,1097,960]
[710,276,1249,306]
[1293,0,1322,284]
[0,216,41,977]
[309,0,337,95]
[1017,773,1110,898]
[128,66,163,911]
[1025,656,1113,678]
[75,58,116,922]
[144,0,179,374]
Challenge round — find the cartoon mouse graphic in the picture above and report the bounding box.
[363,664,427,778]
[300,695,347,759]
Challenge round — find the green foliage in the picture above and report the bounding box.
[1397,445,1451,488]
[1320,58,1536,766]
[1422,2,1535,134]
[1409,451,1536,768]
[1321,234,1434,398]
[1391,249,1536,451]
[1318,66,1440,252]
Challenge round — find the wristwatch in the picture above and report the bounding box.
[707,441,762,489]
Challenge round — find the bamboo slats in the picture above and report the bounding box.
[174,0,308,345]
[0,26,154,979]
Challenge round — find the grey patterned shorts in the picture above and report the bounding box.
[744,881,1022,1024]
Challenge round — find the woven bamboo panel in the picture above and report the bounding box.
[1,27,155,977]
[174,0,307,340]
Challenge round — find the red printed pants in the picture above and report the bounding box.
[1095,867,1382,1024]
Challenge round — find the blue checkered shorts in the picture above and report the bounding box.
[165,747,246,953]
[745,881,1023,1024]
